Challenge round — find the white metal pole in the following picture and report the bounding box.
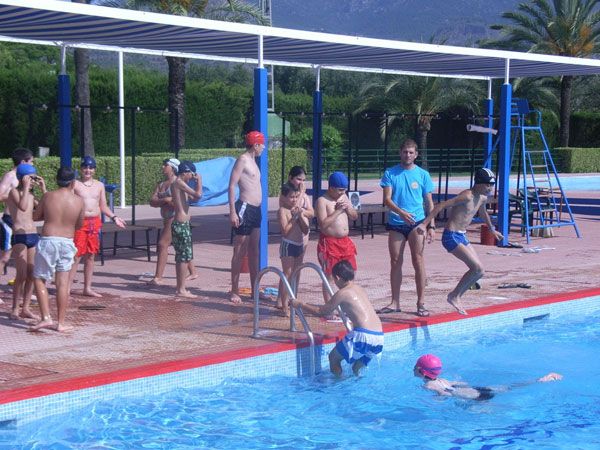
[315,65,321,91]
[258,35,264,68]
[504,59,510,84]
[118,51,126,207]
[487,78,492,99]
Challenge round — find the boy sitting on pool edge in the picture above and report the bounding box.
[414,354,562,400]
[290,260,383,377]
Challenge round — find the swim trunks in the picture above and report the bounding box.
[0,213,13,252]
[12,233,40,249]
[441,229,470,253]
[279,238,304,258]
[74,216,102,256]
[171,220,193,263]
[335,327,384,366]
[33,236,77,280]
[386,220,424,239]
[317,234,357,276]
[234,200,261,236]
[473,387,495,401]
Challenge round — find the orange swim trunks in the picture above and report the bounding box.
[74,216,102,256]
[317,234,357,276]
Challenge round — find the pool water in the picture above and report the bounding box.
[11,310,600,449]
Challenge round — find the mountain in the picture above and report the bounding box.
[271,0,521,45]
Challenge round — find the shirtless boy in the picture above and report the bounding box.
[170,160,202,298]
[30,167,85,332]
[228,131,265,304]
[414,354,562,401]
[68,156,126,298]
[6,164,45,320]
[291,260,383,376]
[0,148,35,280]
[148,158,196,285]
[316,171,358,302]
[276,182,309,317]
[417,168,503,315]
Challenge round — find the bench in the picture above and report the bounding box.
[353,204,388,239]
[99,222,156,265]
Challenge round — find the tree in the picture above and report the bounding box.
[74,0,95,156]
[358,75,484,166]
[102,0,267,151]
[484,0,600,147]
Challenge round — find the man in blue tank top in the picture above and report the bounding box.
[379,139,435,317]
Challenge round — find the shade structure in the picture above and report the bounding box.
[1,0,600,80]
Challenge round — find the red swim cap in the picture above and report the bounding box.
[245,131,265,146]
[415,354,442,379]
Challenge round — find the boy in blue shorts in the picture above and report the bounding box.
[417,168,503,315]
[291,260,383,376]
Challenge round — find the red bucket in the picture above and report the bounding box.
[480,224,496,246]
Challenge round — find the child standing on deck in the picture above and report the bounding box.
[276,182,309,317]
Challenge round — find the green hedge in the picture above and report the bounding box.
[569,112,600,148]
[554,147,600,173]
[0,148,307,205]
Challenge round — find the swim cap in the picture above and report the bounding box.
[474,168,496,185]
[415,354,442,379]
[163,158,180,171]
[245,131,265,146]
[328,171,349,189]
[16,163,36,181]
[81,155,97,169]
[178,160,197,175]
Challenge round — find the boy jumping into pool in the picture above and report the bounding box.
[414,354,562,400]
[416,168,503,315]
[290,260,383,377]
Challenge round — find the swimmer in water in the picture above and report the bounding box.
[414,354,562,401]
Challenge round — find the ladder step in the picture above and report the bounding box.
[527,150,545,154]
[531,165,546,168]
[533,178,549,183]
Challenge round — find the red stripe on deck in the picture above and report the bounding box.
[2,288,599,405]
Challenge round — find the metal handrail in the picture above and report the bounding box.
[252,266,316,376]
[288,262,352,333]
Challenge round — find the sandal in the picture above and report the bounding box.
[417,306,430,317]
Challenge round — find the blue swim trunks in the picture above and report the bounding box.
[386,220,423,239]
[335,327,384,366]
[442,229,470,252]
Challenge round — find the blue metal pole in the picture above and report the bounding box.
[254,67,268,270]
[497,83,512,246]
[57,74,72,168]
[484,98,494,169]
[312,90,323,201]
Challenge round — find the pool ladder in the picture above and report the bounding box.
[252,262,352,376]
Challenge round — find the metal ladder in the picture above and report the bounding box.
[511,98,580,243]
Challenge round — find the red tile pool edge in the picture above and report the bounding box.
[2,287,599,405]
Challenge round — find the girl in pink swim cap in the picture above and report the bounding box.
[414,354,562,401]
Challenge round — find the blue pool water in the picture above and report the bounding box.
[10,310,600,449]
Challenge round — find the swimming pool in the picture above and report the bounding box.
[5,295,600,449]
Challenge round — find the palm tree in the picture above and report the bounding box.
[101,0,267,151]
[484,0,600,147]
[358,75,484,166]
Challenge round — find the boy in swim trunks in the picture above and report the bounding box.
[414,354,562,400]
[316,172,358,303]
[6,164,46,321]
[69,156,126,298]
[276,182,309,317]
[228,131,265,304]
[30,167,85,332]
[380,139,435,317]
[291,260,383,376]
[170,160,202,298]
[417,168,503,315]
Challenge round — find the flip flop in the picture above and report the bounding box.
[498,283,532,289]
[505,242,524,249]
[417,306,430,317]
[468,282,481,290]
[377,306,401,314]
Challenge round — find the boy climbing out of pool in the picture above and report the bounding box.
[416,168,503,315]
[290,260,383,376]
[414,354,562,400]
[276,182,309,317]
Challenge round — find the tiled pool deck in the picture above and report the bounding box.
[1,179,599,408]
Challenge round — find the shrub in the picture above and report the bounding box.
[554,147,600,173]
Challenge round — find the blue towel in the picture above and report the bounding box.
[188,157,238,207]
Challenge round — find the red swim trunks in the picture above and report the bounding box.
[74,216,102,256]
[317,234,357,275]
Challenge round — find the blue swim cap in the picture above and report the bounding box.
[178,160,197,175]
[16,163,36,181]
[81,155,97,168]
[328,171,348,189]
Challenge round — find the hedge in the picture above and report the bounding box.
[554,147,600,173]
[569,112,600,148]
[0,148,307,207]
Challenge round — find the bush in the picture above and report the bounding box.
[569,112,600,148]
[554,147,600,173]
